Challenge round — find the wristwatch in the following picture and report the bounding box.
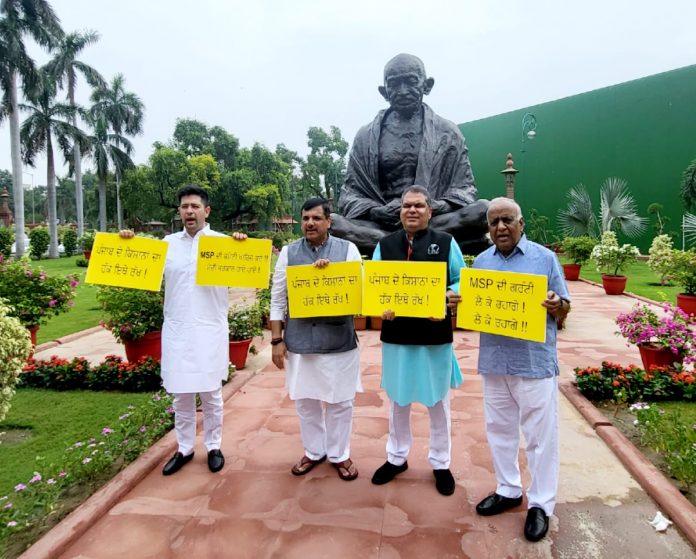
[270,337,284,346]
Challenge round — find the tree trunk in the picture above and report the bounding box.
[9,71,25,259]
[116,172,123,230]
[70,87,85,237]
[98,174,107,231]
[46,133,59,258]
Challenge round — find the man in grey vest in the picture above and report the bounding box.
[270,197,363,481]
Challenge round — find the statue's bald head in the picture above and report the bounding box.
[379,53,434,117]
[383,53,426,81]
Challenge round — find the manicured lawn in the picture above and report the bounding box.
[562,258,682,303]
[26,257,102,344]
[0,389,152,498]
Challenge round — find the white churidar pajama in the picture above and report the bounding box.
[271,242,363,464]
[162,226,229,456]
[386,396,452,469]
[481,374,559,515]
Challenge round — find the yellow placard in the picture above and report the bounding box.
[363,261,447,319]
[287,261,362,318]
[457,269,548,342]
[196,236,272,288]
[85,233,167,291]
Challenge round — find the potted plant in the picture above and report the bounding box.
[0,256,79,344]
[615,302,696,371]
[560,236,596,280]
[669,248,696,316]
[97,286,164,362]
[228,302,263,370]
[78,231,96,260]
[590,231,640,295]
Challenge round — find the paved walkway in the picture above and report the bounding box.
[25,282,696,558]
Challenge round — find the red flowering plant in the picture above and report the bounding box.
[0,256,78,327]
[97,286,164,342]
[20,356,89,390]
[615,303,696,365]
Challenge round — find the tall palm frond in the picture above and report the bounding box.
[557,184,598,237]
[599,177,648,238]
[684,212,696,248]
[90,74,144,136]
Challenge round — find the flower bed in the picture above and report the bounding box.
[19,355,162,392]
[0,392,174,546]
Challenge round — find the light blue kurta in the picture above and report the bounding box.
[373,238,464,407]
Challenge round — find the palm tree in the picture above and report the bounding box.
[0,0,63,258]
[85,112,133,231]
[45,30,105,238]
[20,67,84,257]
[90,75,144,229]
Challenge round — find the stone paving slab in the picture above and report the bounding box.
[20,281,696,558]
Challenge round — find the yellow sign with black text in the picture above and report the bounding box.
[287,261,362,318]
[363,261,447,319]
[196,236,272,288]
[457,269,548,342]
[85,233,167,291]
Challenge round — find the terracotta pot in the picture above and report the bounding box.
[676,293,696,317]
[27,325,39,347]
[229,338,252,370]
[601,274,627,295]
[638,343,683,371]
[562,263,581,281]
[124,331,162,362]
[353,316,367,330]
[83,250,91,260]
[369,316,382,330]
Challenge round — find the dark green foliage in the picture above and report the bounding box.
[75,256,88,267]
[62,228,78,256]
[0,227,13,258]
[680,157,696,212]
[29,227,50,259]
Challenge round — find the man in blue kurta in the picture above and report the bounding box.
[370,185,464,496]
[473,197,571,542]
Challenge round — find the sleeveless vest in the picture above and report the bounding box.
[378,228,453,345]
[284,236,358,354]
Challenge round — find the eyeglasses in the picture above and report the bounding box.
[488,216,518,227]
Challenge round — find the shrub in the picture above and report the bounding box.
[0,301,32,421]
[75,256,89,267]
[669,248,696,296]
[78,231,96,252]
[28,227,49,260]
[228,302,263,340]
[561,236,596,265]
[647,234,674,285]
[97,286,164,342]
[590,231,640,276]
[62,228,78,257]
[0,257,78,327]
[19,356,89,390]
[0,227,13,258]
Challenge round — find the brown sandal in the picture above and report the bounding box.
[332,458,358,481]
[291,455,326,476]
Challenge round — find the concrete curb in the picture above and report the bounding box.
[560,380,696,547]
[34,325,106,354]
[19,357,266,559]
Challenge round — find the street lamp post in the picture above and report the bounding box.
[521,113,537,153]
[500,153,519,199]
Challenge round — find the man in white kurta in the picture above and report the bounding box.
[160,185,229,475]
[270,198,363,481]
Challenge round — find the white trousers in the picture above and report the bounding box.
[173,388,223,456]
[295,398,354,463]
[482,374,559,515]
[386,396,452,469]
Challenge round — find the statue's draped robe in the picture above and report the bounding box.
[339,104,478,221]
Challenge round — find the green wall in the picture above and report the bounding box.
[459,64,696,251]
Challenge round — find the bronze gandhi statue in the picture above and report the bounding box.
[331,53,489,255]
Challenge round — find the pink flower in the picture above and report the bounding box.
[58,471,67,478]
[46,479,56,485]
[29,473,41,483]
[70,280,78,287]
[139,426,146,433]
[25,270,33,277]
[3,503,12,509]
[119,413,130,420]
[14,484,26,492]
[48,299,57,307]
[7,521,17,527]
[102,427,113,435]
[82,458,92,464]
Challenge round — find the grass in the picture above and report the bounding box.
[0,389,152,498]
[563,258,683,303]
[26,256,102,344]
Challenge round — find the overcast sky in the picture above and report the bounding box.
[2,0,695,187]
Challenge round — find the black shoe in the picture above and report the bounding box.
[208,449,225,473]
[162,451,194,476]
[433,469,455,496]
[371,460,408,485]
[475,493,523,516]
[524,507,549,542]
